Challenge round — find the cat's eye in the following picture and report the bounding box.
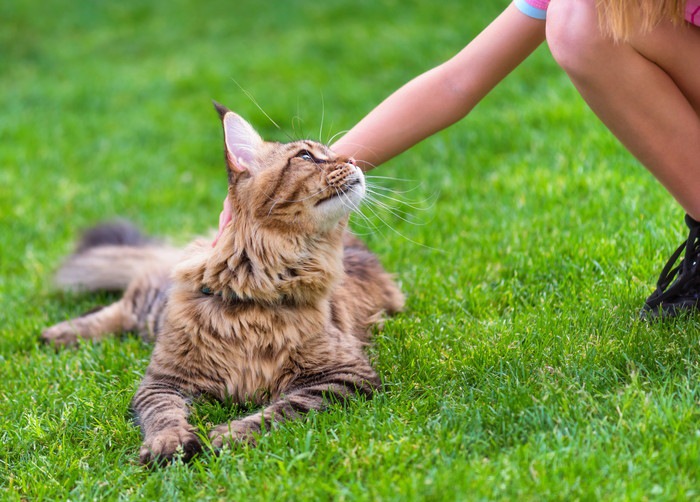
[296,150,318,163]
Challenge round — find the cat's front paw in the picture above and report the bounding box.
[139,427,201,466]
[208,420,259,449]
[41,322,79,346]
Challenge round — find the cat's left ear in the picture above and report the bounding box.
[214,101,263,173]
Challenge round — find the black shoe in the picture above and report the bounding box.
[642,214,700,319]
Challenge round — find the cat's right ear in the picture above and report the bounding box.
[213,101,263,174]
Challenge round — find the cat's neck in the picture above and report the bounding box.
[173,220,346,306]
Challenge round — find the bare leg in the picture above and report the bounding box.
[546,0,700,219]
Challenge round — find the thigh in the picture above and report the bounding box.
[631,21,700,115]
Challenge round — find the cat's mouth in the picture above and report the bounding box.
[314,179,363,206]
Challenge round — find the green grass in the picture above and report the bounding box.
[2,0,699,500]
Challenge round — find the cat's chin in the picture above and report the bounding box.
[314,179,365,229]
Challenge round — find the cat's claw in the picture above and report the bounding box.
[139,427,201,466]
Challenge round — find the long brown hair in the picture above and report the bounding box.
[596,0,686,40]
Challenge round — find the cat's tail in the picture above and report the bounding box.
[55,220,183,292]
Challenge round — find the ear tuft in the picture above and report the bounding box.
[212,100,229,121]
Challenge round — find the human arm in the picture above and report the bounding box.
[331,3,546,169]
[214,3,546,244]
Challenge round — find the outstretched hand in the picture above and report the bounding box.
[212,197,232,247]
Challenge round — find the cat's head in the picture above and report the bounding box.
[174,103,363,304]
[214,102,364,236]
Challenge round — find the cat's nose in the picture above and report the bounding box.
[346,157,357,166]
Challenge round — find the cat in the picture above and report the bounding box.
[42,102,404,466]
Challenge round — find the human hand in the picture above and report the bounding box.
[212,197,232,247]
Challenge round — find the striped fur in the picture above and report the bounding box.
[43,104,404,466]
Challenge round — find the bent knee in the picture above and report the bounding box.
[546,0,609,74]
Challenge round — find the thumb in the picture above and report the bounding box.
[212,198,233,247]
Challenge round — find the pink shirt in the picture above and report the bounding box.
[515,0,700,26]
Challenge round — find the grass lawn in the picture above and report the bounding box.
[2,0,699,500]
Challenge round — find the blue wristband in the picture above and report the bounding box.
[513,0,547,20]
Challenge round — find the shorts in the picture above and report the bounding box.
[514,0,700,27]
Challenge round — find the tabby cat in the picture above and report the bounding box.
[42,103,404,465]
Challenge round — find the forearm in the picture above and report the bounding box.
[332,3,546,169]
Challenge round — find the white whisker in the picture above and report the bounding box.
[362,195,428,226]
[231,78,281,131]
[358,197,444,253]
[327,129,350,147]
[364,187,436,212]
[292,116,305,139]
[365,174,418,183]
[364,183,424,195]
[229,78,299,142]
[319,93,325,144]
